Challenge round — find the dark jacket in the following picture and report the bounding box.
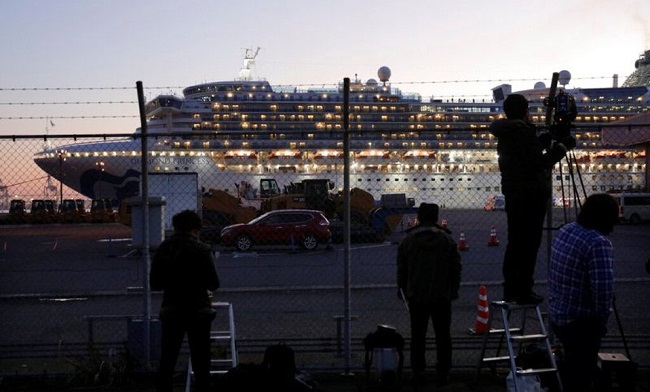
[397,226,462,303]
[150,233,220,318]
[489,119,566,194]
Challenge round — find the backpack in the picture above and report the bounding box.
[363,325,405,389]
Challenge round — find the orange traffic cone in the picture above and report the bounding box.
[441,217,448,229]
[470,286,490,334]
[458,231,469,251]
[487,226,500,246]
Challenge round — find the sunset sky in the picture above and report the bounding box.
[1,0,649,136]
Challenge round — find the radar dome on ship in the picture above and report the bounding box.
[534,82,546,89]
[366,78,378,86]
[378,66,391,83]
[558,70,571,86]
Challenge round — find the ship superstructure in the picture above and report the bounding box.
[34,49,650,208]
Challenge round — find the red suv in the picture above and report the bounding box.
[220,209,331,251]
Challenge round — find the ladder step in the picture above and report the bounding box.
[211,329,232,334]
[475,301,562,392]
[516,367,558,376]
[510,334,547,342]
[211,334,233,341]
[491,301,541,309]
[487,327,522,335]
[481,356,512,364]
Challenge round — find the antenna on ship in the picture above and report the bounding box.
[378,66,391,86]
[237,46,261,81]
[558,70,571,88]
[43,117,53,151]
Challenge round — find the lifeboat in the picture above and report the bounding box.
[223,149,258,166]
[266,149,303,166]
[355,149,391,165]
[312,149,344,165]
[402,149,436,164]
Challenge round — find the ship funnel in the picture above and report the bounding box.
[613,74,618,88]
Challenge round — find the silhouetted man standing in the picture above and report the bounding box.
[150,210,220,392]
[397,203,462,386]
[489,93,575,304]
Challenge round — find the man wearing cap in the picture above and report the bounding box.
[396,203,462,386]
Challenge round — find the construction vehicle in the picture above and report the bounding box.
[259,179,337,215]
[2,198,117,225]
[89,198,117,223]
[58,199,86,223]
[201,178,416,244]
[29,199,57,224]
[6,199,27,224]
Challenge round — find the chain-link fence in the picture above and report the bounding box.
[1,131,649,382]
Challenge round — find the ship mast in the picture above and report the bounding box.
[43,117,54,151]
[236,46,261,81]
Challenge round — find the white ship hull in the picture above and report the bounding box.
[33,139,645,209]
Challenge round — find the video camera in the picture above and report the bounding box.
[543,89,577,140]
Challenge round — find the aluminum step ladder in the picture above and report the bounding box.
[475,301,562,392]
[185,302,238,392]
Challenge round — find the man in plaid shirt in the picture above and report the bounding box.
[548,193,620,392]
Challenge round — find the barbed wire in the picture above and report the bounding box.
[0,116,137,120]
[0,75,622,92]
[0,74,629,121]
[0,101,138,105]
[0,86,166,91]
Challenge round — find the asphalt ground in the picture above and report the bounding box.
[1,220,649,391]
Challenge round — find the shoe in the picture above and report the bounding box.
[514,292,543,304]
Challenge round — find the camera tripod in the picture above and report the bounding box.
[555,149,588,223]
[544,72,588,224]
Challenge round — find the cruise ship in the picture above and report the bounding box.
[33,48,650,208]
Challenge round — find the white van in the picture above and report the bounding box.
[610,192,650,224]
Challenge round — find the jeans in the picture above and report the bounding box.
[552,317,606,392]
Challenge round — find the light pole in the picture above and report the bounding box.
[58,151,64,206]
[95,161,105,199]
